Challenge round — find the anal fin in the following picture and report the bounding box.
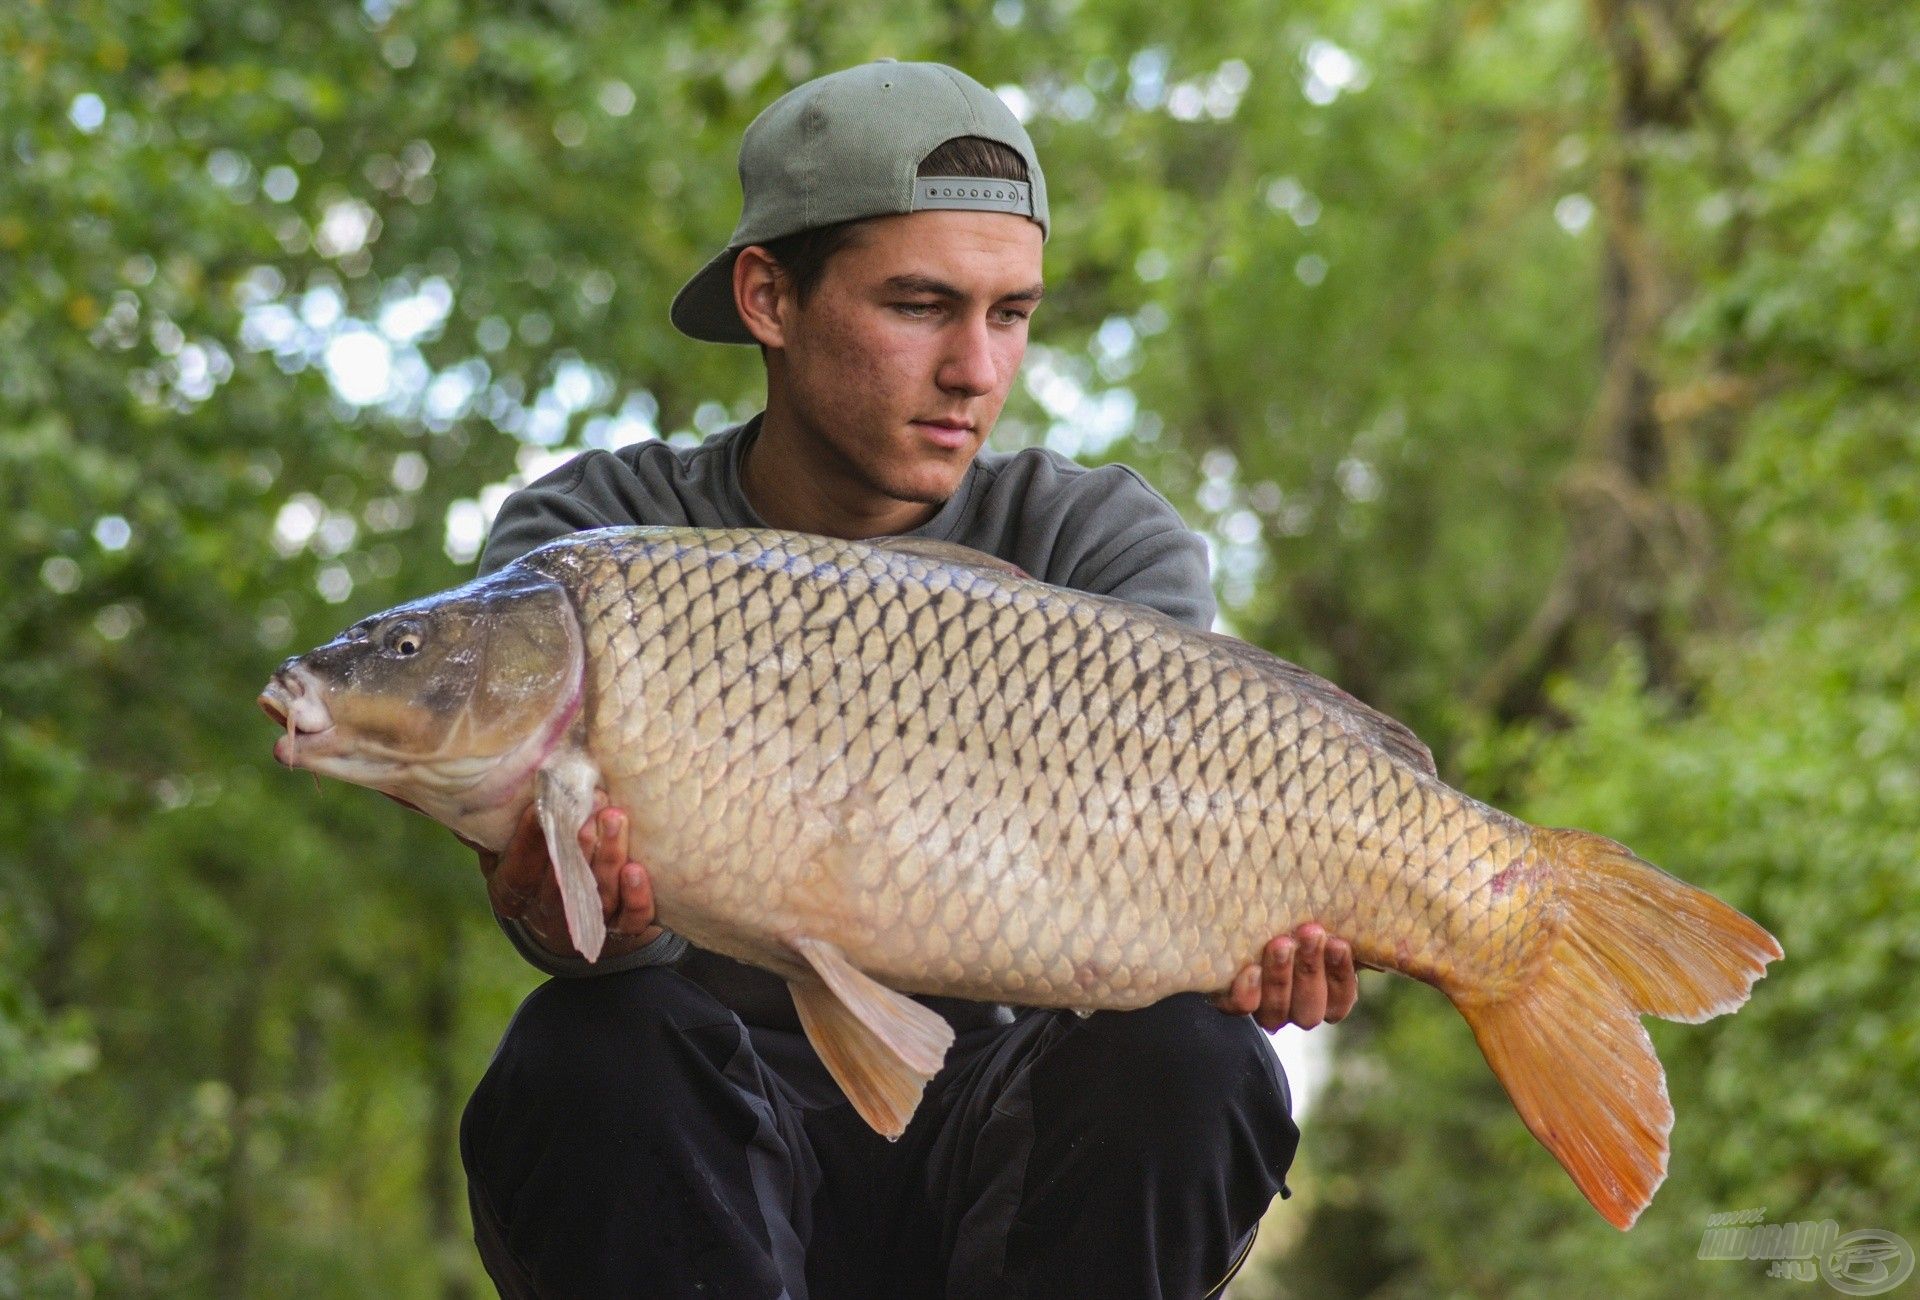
[787,935,954,1139]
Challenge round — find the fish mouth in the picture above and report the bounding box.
[259,665,335,768]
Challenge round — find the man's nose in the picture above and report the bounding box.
[936,315,998,396]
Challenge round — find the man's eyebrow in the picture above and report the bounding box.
[883,274,1046,303]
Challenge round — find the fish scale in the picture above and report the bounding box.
[266,523,1780,1228]
[525,527,1535,1006]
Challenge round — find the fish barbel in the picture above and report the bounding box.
[259,525,1780,1229]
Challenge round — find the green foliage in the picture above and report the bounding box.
[0,963,221,1298]
[1265,3,1920,1294]
[2,0,1911,1293]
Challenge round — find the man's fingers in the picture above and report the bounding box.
[610,863,660,937]
[602,806,629,862]
[1288,927,1328,1030]
[1212,963,1261,1016]
[1324,936,1358,1023]
[1254,936,1295,1032]
[590,809,631,918]
[578,804,660,939]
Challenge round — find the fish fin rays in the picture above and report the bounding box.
[1455,828,1780,1229]
[787,936,954,1139]
[1457,935,1673,1230]
[1534,827,1782,1024]
[534,749,607,963]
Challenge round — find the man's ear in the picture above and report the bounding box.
[734,246,789,349]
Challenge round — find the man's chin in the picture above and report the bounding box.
[892,482,958,507]
[885,468,971,507]
[852,432,984,508]
[874,456,974,507]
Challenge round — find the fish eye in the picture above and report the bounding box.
[384,620,425,657]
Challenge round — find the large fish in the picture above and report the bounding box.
[259,526,1779,1228]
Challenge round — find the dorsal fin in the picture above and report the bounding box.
[1195,629,1437,775]
[871,536,1031,580]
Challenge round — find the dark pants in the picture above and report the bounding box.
[461,966,1297,1299]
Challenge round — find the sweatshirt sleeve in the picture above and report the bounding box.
[478,454,615,577]
[476,452,693,978]
[1055,464,1217,632]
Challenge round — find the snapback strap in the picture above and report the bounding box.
[912,176,1035,217]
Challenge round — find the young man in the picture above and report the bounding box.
[460,60,1359,1298]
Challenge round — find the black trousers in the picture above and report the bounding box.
[461,966,1298,1299]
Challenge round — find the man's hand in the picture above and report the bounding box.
[478,794,664,959]
[1211,923,1359,1032]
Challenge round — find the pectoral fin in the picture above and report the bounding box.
[534,749,607,963]
[787,935,955,1138]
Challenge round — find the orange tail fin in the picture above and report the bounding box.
[1454,828,1782,1229]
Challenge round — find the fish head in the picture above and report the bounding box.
[259,565,583,844]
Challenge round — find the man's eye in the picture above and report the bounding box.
[993,307,1032,325]
[893,302,939,317]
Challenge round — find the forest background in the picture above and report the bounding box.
[4,0,1916,1295]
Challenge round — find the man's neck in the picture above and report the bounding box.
[740,407,942,540]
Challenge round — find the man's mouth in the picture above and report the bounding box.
[912,418,975,449]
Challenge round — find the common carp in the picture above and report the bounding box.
[259,525,1780,1229]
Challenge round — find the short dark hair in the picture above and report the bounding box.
[757,135,1031,306]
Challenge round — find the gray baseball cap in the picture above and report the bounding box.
[670,60,1050,345]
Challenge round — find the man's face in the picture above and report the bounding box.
[771,209,1044,507]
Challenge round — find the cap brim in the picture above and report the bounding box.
[670,245,758,344]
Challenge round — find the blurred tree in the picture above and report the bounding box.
[1263,2,1920,1296]
[0,0,1910,1295]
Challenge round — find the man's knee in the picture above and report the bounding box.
[1082,993,1293,1125]
[463,966,744,1161]
[461,968,817,1299]
[994,996,1298,1294]
[504,965,735,1074]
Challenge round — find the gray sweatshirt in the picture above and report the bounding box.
[477,413,1215,1029]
